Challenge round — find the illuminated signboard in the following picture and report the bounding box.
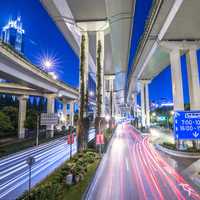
[174,111,200,140]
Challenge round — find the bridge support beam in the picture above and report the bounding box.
[169,48,184,149]
[62,101,68,124]
[145,83,150,128]
[140,80,150,131]
[140,81,146,129]
[70,101,75,127]
[18,95,28,139]
[131,92,138,118]
[46,94,55,138]
[169,49,184,111]
[105,75,115,118]
[186,48,200,149]
[186,48,200,110]
[132,92,138,128]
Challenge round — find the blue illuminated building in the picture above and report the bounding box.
[1,16,25,53]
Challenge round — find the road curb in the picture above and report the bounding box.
[82,131,115,200]
[155,144,200,158]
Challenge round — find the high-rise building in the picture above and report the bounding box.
[1,16,25,53]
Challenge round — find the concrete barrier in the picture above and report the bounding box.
[155,144,200,158]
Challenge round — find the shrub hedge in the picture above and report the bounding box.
[161,142,200,153]
[18,150,99,200]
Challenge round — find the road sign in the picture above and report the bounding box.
[174,111,200,140]
[96,134,104,145]
[40,113,59,126]
[67,134,74,144]
[26,157,35,166]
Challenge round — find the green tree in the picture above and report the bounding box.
[24,110,38,130]
[77,35,86,151]
[0,111,14,137]
[96,40,102,118]
[95,40,103,134]
[2,106,18,131]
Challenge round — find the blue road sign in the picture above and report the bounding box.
[174,111,200,140]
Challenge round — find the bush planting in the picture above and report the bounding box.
[18,150,99,200]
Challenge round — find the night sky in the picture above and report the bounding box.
[0,0,199,104]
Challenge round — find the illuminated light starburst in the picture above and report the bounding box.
[43,59,53,69]
[35,50,61,80]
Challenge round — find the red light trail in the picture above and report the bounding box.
[85,124,200,200]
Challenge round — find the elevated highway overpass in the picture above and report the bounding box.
[41,0,135,112]
[127,0,200,129]
[0,42,78,139]
[0,41,79,100]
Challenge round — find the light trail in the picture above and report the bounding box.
[85,123,200,200]
[0,129,95,200]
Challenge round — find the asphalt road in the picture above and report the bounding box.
[0,128,95,200]
[85,124,200,200]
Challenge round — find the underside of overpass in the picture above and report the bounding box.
[128,0,200,99]
[41,0,135,108]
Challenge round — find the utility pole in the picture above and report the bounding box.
[36,114,39,146]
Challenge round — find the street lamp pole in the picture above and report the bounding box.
[26,157,35,199]
[36,114,39,146]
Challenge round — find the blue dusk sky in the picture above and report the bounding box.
[0,0,199,104]
[0,0,79,88]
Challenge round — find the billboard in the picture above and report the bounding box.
[40,113,59,126]
[174,111,200,140]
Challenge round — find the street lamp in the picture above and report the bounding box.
[89,91,94,97]
[170,110,174,115]
[48,72,58,80]
[152,112,156,117]
[43,59,52,69]
[105,114,111,122]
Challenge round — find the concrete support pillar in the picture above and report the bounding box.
[140,82,146,128]
[145,83,150,128]
[132,92,138,118]
[106,75,115,118]
[96,31,105,117]
[18,95,28,139]
[46,94,55,138]
[169,48,184,149]
[140,81,150,130]
[93,106,96,121]
[186,48,200,110]
[134,93,139,128]
[169,49,184,111]
[160,42,186,149]
[62,101,67,123]
[70,101,74,126]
